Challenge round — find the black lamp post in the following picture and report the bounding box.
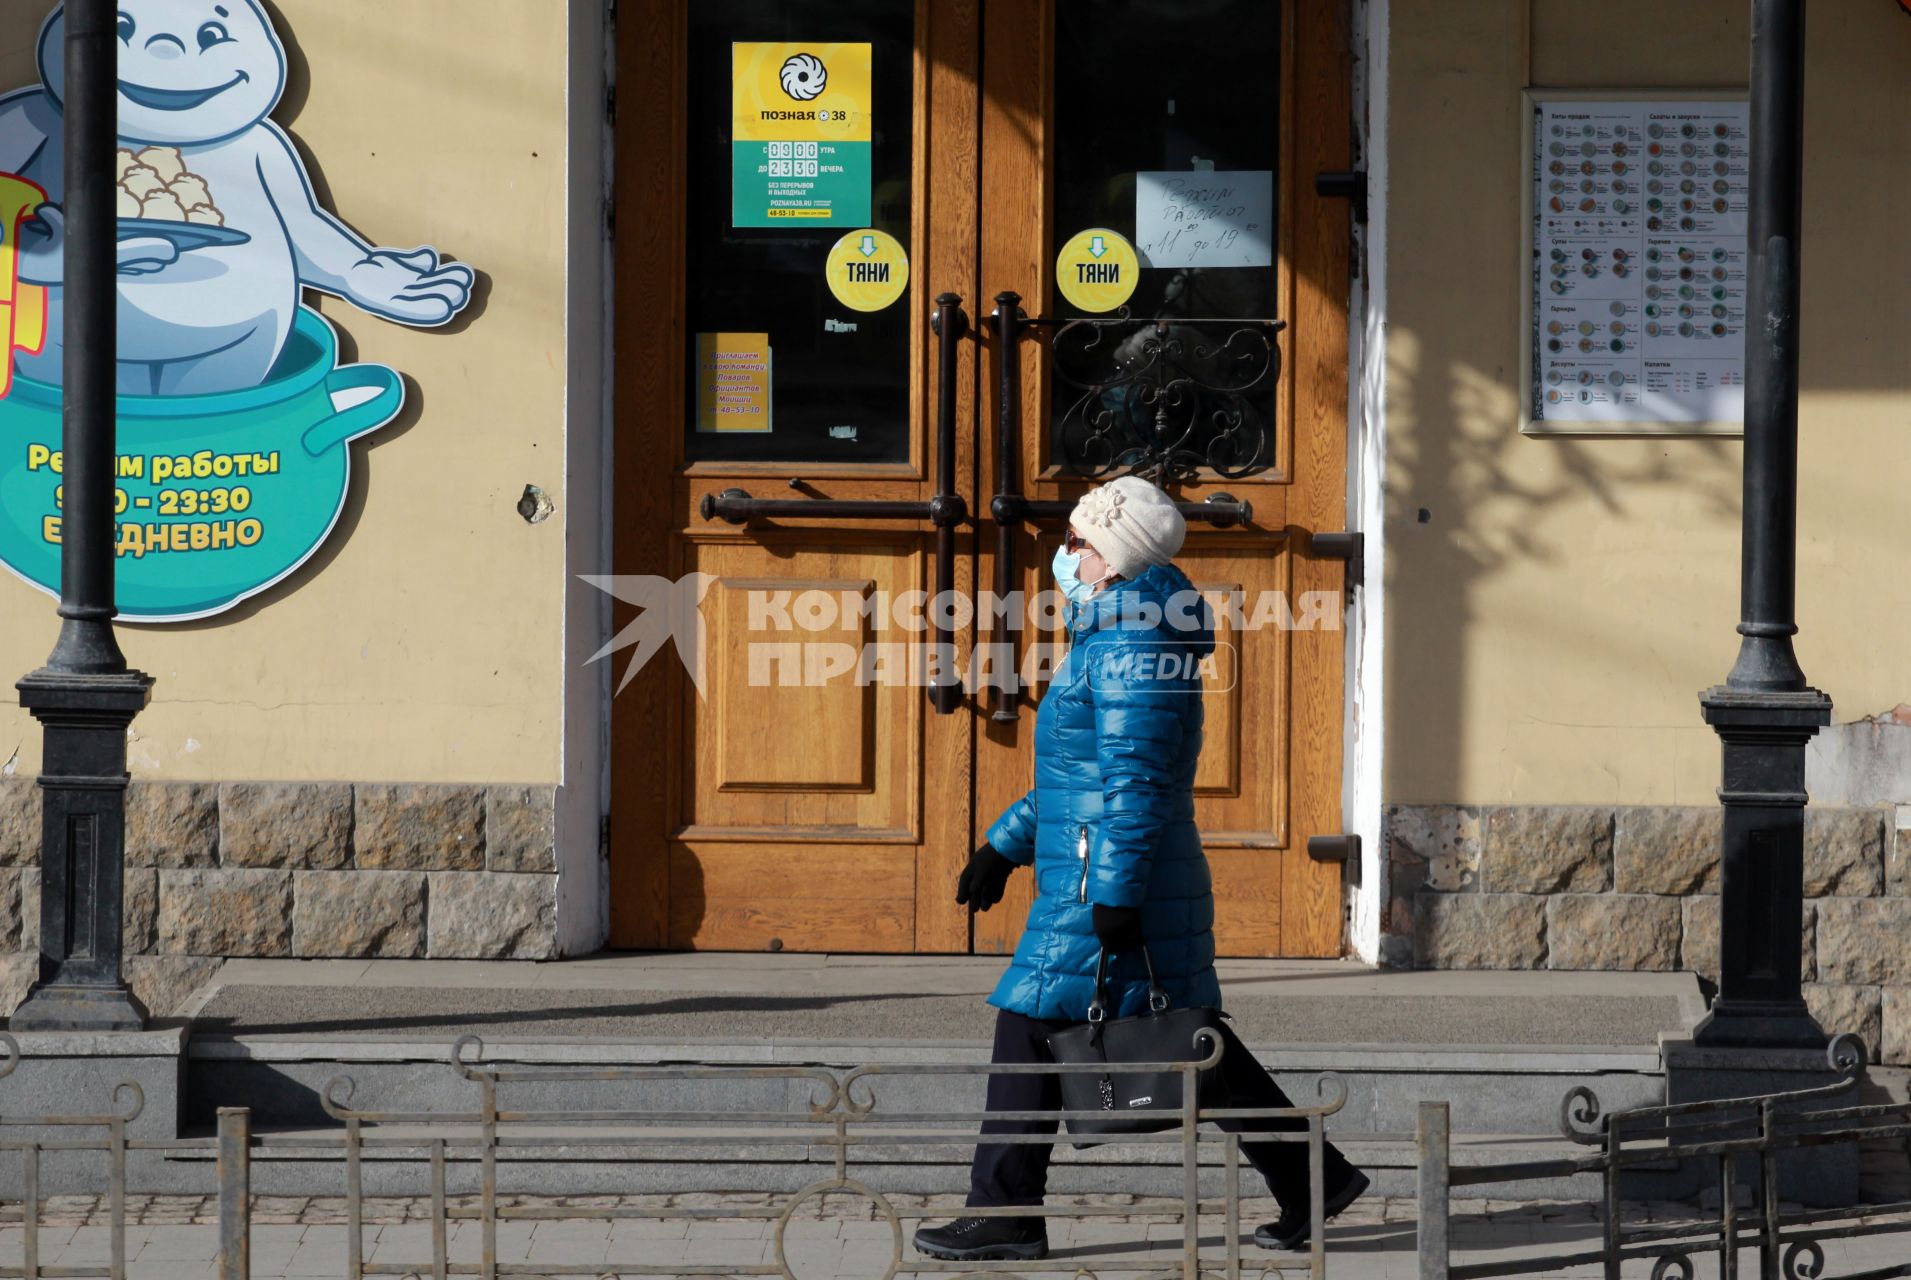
[1693,0,1831,1049]
[10,0,152,1032]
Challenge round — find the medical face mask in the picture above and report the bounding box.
[1052,543,1111,605]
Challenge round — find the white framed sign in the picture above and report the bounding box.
[1521,90,1750,436]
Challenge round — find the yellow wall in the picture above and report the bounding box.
[1385,0,1911,805]
[0,0,571,784]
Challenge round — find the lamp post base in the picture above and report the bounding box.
[1658,1036,1862,1207]
[1690,998,1831,1050]
[9,982,149,1032]
[15,667,155,1035]
[1695,683,1833,1051]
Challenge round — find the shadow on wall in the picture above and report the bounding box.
[1380,0,1911,813]
[1381,321,1738,811]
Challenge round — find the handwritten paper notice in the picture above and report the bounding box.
[1135,170,1274,270]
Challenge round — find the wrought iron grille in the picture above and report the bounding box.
[1037,312,1286,484]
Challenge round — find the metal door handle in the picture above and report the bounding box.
[926,294,968,714]
[699,492,959,523]
[987,294,1028,722]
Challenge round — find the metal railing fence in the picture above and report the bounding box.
[0,1030,1353,1280]
[15,1024,1910,1279]
[1416,1033,1911,1280]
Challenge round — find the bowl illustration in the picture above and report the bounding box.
[0,306,402,621]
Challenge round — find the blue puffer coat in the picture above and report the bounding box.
[986,561,1222,1023]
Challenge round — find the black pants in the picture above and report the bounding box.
[967,1008,1358,1210]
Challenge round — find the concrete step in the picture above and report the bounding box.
[179,1034,1665,1198]
[162,960,1701,1199]
[187,1034,1668,1134]
[161,1122,1615,1200]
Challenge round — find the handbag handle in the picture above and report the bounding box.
[1086,945,1171,1024]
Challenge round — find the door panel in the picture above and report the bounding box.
[670,843,918,951]
[612,0,1349,959]
[613,0,979,953]
[1182,543,1290,849]
[973,0,1348,960]
[692,551,908,828]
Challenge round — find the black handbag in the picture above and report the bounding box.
[1045,947,1229,1144]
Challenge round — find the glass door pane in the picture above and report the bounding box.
[1050,0,1282,475]
[684,0,915,465]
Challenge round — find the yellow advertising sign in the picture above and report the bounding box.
[825,229,908,312]
[732,43,873,226]
[732,43,872,143]
[1055,227,1140,314]
[695,333,772,434]
[0,174,50,401]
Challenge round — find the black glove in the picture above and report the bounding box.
[1092,903,1146,952]
[955,842,1018,912]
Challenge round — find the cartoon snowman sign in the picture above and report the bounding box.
[0,0,478,621]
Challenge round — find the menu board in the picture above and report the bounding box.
[1526,95,1749,431]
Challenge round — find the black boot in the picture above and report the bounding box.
[914,1215,1049,1261]
[1253,1168,1371,1251]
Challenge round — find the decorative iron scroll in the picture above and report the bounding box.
[1045,311,1285,484]
[1423,1033,1911,1280]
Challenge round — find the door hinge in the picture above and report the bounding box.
[1314,169,1368,224]
[1311,530,1363,591]
[1306,833,1362,887]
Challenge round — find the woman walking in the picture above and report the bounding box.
[913,476,1369,1263]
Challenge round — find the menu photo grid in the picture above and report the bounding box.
[1523,92,1750,435]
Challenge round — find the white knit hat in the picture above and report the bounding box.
[1068,476,1187,579]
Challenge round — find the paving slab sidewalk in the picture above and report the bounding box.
[8,1194,1911,1279]
[189,958,1704,1048]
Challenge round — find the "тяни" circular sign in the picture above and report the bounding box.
[1055,227,1139,313]
[825,228,909,312]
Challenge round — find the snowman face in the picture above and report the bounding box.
[38,0,287,146]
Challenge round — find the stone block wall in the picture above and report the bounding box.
[1384,803,1911,1064]
[0,779,558,1017]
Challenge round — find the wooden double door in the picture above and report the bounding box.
[612,0,1353,958]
